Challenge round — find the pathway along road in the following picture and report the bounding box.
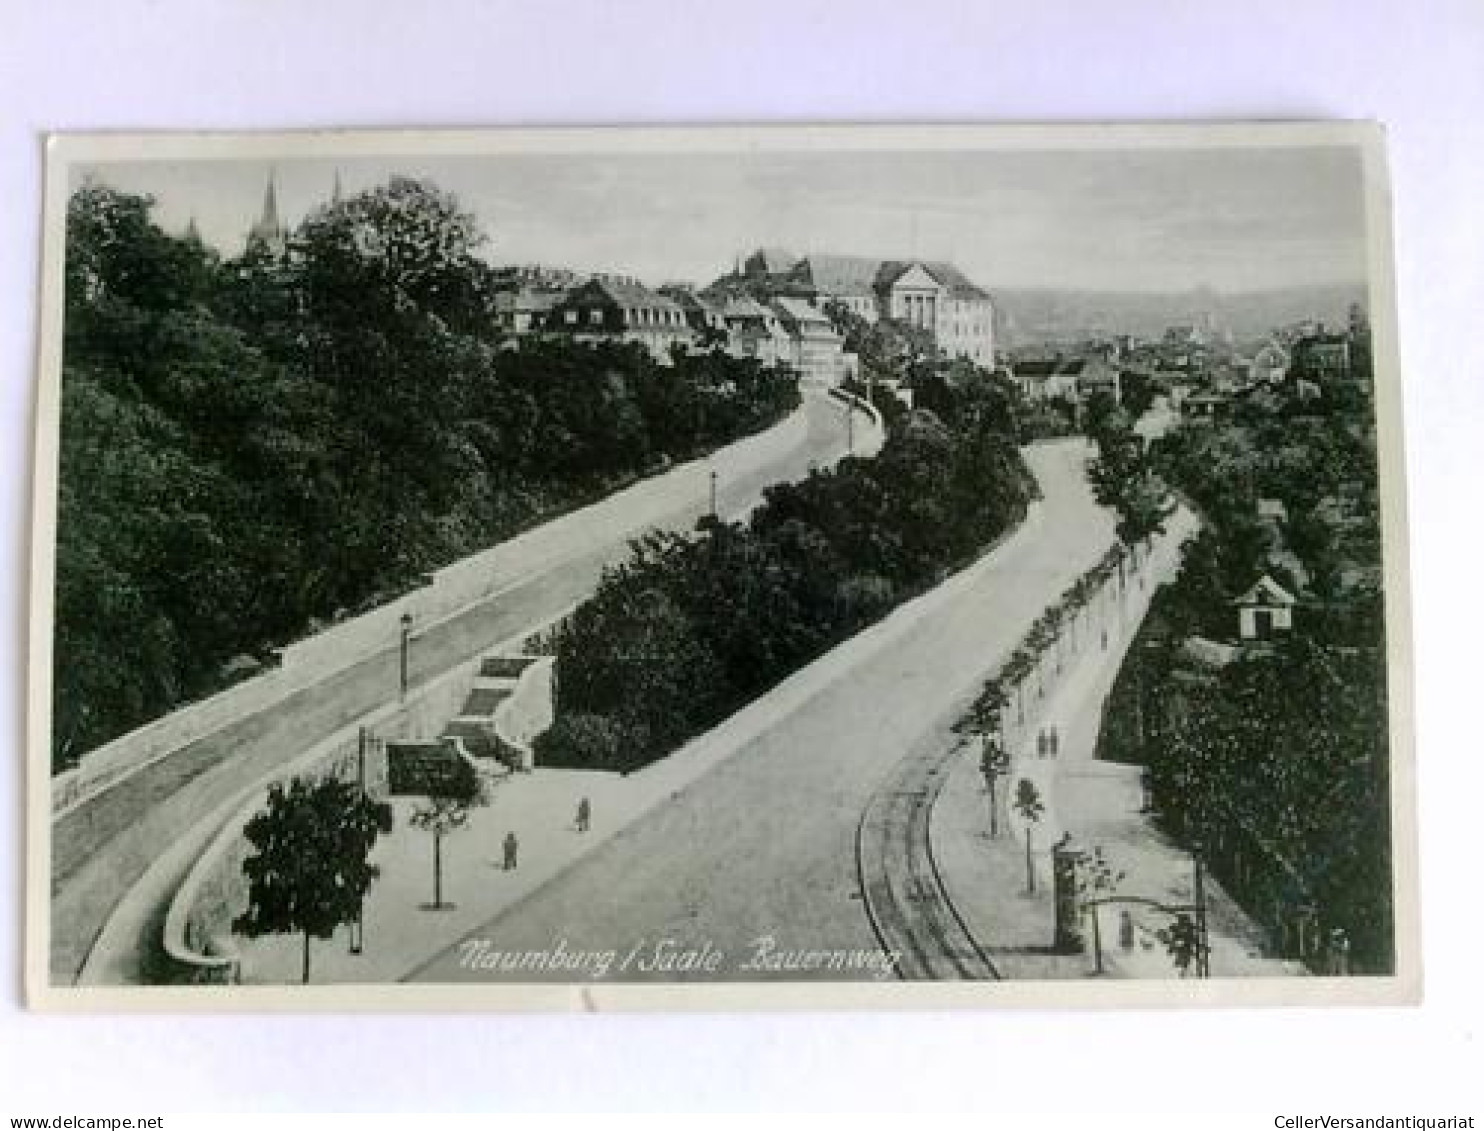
[854,396,1186,980]
[411,439,1117,984]
[54,390,859,986]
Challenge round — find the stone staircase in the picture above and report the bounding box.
[438,654,540,769]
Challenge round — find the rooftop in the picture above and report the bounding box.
[573,275,682,312]
[770,297,839,331]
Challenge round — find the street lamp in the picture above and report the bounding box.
[399,611,413,701]
[349,725,368,956]
[709,469,718,519]
[1190,836,1211,978]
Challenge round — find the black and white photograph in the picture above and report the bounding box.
[28,124,1416,1007]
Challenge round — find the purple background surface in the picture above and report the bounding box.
[2,0,1481,1112]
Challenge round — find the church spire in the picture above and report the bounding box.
[247,168,287,257]
[260,169,280,230]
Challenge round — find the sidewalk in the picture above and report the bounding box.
[932,509,1305,979]
[235,418,1000,987]
[71,391,873,987]
[234,765,645,984]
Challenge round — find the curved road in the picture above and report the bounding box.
[411,439,1117,984]
[55,390,860,985]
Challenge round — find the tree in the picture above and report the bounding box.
[234,776,393,983]
[295,175,497,336]
[1013,778,1046,893]
[407,752,485,910]
[1157,912,1208,978]
[957,680,1010,836]
[55,177,809,771]
[821,299,940,386]
[533,397,1035,776]
[981,734,1010,837]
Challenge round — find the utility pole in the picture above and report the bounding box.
[1192,839,1210,977]
[399,611,413,701]
[349,726,367,956]
[709,468,718,519]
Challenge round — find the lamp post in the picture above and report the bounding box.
[1191,837,1211,978]
[709,469,718,520]
[399,611,413,701]
[349,725,368,956]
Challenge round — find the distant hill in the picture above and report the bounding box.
[992,283,1369,346]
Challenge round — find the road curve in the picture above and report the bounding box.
[56,390,860,986]
[410,439,1116,985]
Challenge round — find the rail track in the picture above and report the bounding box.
[857,736,1001,981]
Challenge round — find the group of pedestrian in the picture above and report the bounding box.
[497,797,593,872]
[1036,725,1061,759]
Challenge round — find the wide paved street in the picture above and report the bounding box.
[58,391,859,985]
[412,439,1118,983]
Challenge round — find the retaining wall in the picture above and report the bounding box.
[490,657,555,772]
[160,658,482,984]
[827,385,887,457]
[52,403,809,819]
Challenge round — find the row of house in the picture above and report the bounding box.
[493,246,999,385]
[497,271,859,385]
[239,173,994,386]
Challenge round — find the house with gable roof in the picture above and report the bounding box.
[714,293,793,367]
[769,297,854,385]
[1234,573,1298,641]
[546,274,695,363]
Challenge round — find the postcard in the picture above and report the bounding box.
[27,123,1417,1009]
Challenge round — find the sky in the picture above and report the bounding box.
[74,143,1371,294]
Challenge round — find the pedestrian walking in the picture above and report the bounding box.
[1049,725,1060,758]
[575,796,591,833]
[1119,909,1135,951]
[502,831,519,870]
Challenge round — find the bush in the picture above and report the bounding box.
[534,712,649,773]
[543,408,1034,773]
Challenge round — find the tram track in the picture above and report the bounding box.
[857,736,1001,981]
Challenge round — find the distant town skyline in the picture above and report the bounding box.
[73,144,1370,295]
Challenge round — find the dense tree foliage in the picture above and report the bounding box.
[55,182,798,769]
[1096,379,1391,970]
[1150,388,1382,642]
[820,299,939,387]
[536,407,1035,772]
[1132,637,1392,971]
[1086,402,1171,558]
